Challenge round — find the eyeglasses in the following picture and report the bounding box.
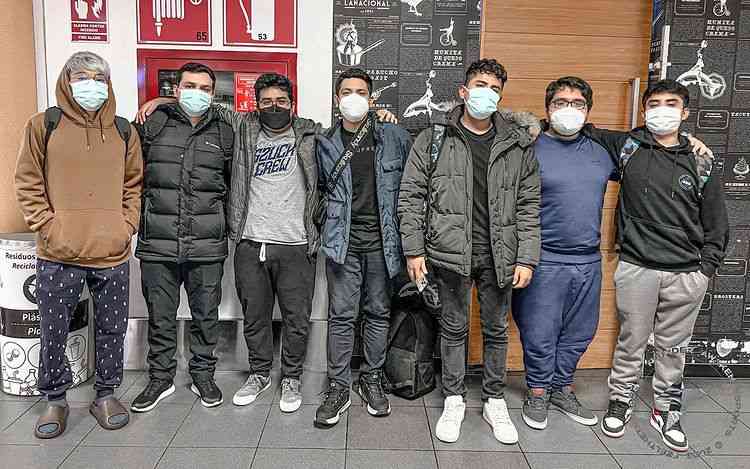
[70,71,108,83]
[550,99,587,111]
[258,97,292,109]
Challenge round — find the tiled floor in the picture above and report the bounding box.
[0,369,749,469]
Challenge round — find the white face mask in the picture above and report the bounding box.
[645,106,683,136]
[550,107,586,136]
[338,94,369,123]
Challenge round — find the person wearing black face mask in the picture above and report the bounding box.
[137,72,398,416]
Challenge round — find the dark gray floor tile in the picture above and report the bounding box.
[81,403,191,447]
[525,452,619,469]
[435,451,529,469]
[60,445,164,469]
[702,455,750,468]
[638,381,725,412]
[346,449,437,469]
[0,400,96,447]
[426,407,520,452]
[156,447,254,469]
[689,378,749,413]
[251,448,345,469]
[347,406,433,450]
[170,400,269,447]
[0,444,72,468]
[594,410,750,457]
[0,402,36,430]
[514,409,608,454]
[259,405,346,449]
[0,390,41,403]
[613,453,709,469]
[66,371,144,403]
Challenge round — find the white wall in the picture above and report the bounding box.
[35,0,334,328]
[38,0,334,126]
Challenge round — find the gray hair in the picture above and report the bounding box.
[63,51,111,79]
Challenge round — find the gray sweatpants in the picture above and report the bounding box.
[608,261,709,411]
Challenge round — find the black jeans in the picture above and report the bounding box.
[235,241,315,379]
[326,250,392,387]
[141,261,223,383]
[37,259,129,397]
[432,256,511,400]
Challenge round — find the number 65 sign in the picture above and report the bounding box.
[137,0,212,45]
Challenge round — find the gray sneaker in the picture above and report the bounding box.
[522,389,549,430]
[279,377,302,413]
[232,374,271,406]
[550,387,598,426]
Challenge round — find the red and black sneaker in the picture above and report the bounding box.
[650,406,688,452]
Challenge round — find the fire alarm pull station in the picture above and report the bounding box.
[238,0,275,41]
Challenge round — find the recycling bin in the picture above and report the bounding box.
[0,233,94,396]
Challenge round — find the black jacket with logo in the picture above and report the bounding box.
[586,126,728,277]
[134,104,233,262]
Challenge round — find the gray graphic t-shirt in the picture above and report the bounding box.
[242,127,307,245]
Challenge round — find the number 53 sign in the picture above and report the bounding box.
[137,0,212,45]
[224,0,297,48]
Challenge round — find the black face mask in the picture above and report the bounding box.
[259,105,292,130]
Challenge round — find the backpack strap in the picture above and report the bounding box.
[618,136,640,179]
[387,310,412,349]
[43,107,63,151]
[142,110,169,146]
[114,116,131,154]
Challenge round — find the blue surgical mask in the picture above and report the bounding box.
[70,79,108,112]
[178,88,212,117]
[464,86,500,120]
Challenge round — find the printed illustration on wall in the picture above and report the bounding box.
[332,0,482,135]
[645,0,750,373]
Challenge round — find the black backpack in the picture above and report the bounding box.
[384,283,438,400]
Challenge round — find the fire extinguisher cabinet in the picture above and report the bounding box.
[0,234,94,396]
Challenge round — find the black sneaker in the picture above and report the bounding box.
[190,379,223,408]
[601,399,633,438]
[355,370,391,417]
[130,378,175,413]
[650,405,688,452]
[314,382,351,428]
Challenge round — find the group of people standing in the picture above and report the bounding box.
[14,51,727,454]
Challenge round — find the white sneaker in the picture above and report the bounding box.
[435,395,465,443]
[483,397,518,444]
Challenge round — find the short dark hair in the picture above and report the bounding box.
[335,68,373,95]
[254,73,294,103]
[465,59,508,86]
[177,62,216,90]
[642,79,690,108]
[545,76,594,110]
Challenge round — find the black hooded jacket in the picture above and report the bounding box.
[585,126,728,277]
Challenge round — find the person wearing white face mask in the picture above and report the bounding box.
[314,68,412,428]
[399,59,541,445]
[130,63,234,413]
[512,77,618,433]
[15,51,143,439]
[584,80,728,454]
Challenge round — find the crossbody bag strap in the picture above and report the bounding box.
[325,116,373,194]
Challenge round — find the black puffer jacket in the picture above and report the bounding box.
[135,104,233,262]
[398,105,541,288]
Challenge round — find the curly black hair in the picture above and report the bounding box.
[254,73,294,103]
[465,58,508,86]
[545,76,594,110]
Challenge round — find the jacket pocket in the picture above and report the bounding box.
[46,209,131,261]
[622,215,698,266]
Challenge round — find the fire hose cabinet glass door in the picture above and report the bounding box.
[138,49,298,116]
[0,234,94,396]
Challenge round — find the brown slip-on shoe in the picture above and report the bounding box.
[34,405,69,439]
[89,396,130,430]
